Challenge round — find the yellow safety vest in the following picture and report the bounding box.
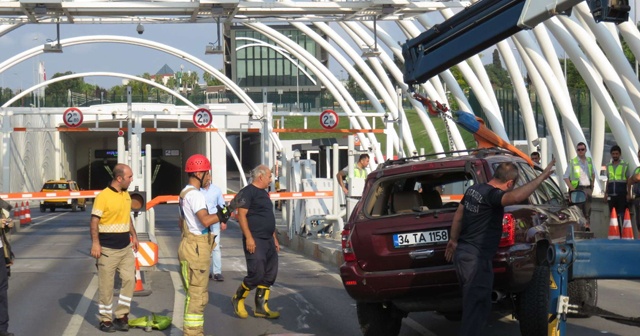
[570,157,593,188]
[607,160,628,182]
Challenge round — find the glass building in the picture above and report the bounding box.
[224,25,328,111]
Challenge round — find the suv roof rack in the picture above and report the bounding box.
[381,147,518,168]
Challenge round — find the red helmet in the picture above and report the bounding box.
[185,154,211,173]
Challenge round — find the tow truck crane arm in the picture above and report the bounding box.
[402,0,630,86]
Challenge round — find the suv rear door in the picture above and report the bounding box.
[349,159,487,280]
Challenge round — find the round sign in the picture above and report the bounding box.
[63,107,83,128]
[320,109,339,130]
[193,108,213,129]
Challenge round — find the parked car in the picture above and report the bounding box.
[40,178,86,212]
[339,149,596,336]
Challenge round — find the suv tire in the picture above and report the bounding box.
[517,264,549,336]
[568,279,598,317]
[356,302,404,336]
[72,203,78,212]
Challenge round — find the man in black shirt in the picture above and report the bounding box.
[444,160,555,336]
[231,165,281,319]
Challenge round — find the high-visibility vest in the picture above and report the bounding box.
[607,160,628,182]
[570,157,593,188]
[353,168,367,179]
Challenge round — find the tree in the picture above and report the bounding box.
[203,71,223,86]
[47,71,85,97]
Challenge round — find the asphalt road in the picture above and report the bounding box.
[5,205,640,336]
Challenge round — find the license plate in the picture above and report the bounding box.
[393,229,449,247]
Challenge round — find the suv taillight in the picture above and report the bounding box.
[341,229,356,262]
[499,213,515,247]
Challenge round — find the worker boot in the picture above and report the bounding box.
[254,285,280,319]
[231,282,250,319]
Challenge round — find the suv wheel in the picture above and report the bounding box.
[517,264,549,336]
[568,279,598,317]
[356,302,404,336]
[71,203,78,212]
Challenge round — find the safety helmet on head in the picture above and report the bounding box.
[185,154,211,173]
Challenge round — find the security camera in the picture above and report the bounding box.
[248,111,254,119]
[111,111,117,120]
[136,23,144,35]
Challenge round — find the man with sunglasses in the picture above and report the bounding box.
[563,142,595,228]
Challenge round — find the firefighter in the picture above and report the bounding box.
[178,154,230,335]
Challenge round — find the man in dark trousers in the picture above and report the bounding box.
[231,164,281,319]
[444,160,555,336]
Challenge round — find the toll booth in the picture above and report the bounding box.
[291,138,348,179]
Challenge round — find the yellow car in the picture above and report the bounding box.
[40,179,87,212]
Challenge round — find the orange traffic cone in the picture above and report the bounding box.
[13,203,20,219]
[133,253,152,296]
[622,209,634,240]
[608,208,620,240]
[24,201,31,224]
[19,202,27,225]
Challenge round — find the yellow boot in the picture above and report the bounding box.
[254,285,280,319]
[231,283,250,318]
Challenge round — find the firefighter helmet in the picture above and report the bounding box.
[185,154,211,173]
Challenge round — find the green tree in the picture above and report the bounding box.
[47,71,85,97]
[203,71,223,86]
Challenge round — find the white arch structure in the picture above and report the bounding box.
[1,2,640,194]
[0,71,249,186]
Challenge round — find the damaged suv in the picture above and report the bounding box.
[339,149,596,336]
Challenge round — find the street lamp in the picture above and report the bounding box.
[288,33,302,111]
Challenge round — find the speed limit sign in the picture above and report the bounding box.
[320,109,339,130]
[63,107,83,128]
[193,108,213,128]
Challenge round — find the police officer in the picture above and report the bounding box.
[231,165,281,319]
[605,145,630,229]
[563,142,595,228]
[178,154,230,335]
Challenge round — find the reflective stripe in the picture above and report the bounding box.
[118,294,132,307]
[98,223,130,233]
[99,309,112,315]
[184,314,204,327]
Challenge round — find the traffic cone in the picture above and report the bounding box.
[622,209,634,240]
[24,201,31,224]
[608,208,620,240]
[13,203,20,219]
[133,252,152,296]
[19,202,27,225]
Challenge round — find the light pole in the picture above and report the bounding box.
[288,33,302,111]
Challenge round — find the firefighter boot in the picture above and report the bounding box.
[254,285,280,319]
[231,282,250,319]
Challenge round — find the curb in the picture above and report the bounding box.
[276,227,344,269]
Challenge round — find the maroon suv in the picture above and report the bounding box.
[339,150,595,336]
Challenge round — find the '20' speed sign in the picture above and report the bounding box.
[320,109,339,130]
[193,108,213,128]
[63,107,83,128]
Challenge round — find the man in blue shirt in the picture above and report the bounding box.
[201,181,227,281]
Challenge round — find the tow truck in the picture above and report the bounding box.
[402,0,635,335]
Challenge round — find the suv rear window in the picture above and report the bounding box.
[42,183,70,190]
[363,169,475,217]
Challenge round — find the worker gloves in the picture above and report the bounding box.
[216,205,231,224]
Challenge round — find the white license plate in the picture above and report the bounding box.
[393,229,449,247]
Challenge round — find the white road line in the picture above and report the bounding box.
[28,212,68,226]
[62,274,99,336]
[403,317,438,336]
[156,235,185,336]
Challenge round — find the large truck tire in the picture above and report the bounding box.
[517,265,550,336]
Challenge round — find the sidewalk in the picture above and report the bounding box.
[275,219,344,270]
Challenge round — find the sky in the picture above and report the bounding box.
[0,23,228,90]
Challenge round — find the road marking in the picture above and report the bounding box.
[156,234,185,336]
[403,317,437,336]
[28,212,68,226]
[62,275,98,336]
